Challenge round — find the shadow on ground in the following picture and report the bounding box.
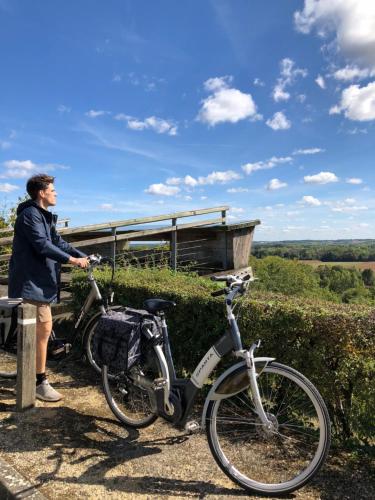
[0,404,251,498]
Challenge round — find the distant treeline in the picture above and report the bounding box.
[253,240,375,261]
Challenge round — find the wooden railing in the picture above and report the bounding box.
[0,207,229,270]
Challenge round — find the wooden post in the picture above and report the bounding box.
[16,303,37,411]
[111,227,117,270]
[170,218,177,270]
[221,209,227,225]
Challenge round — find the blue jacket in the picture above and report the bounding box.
[8,200,86,303]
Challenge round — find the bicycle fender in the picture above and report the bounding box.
[201,357,275,430]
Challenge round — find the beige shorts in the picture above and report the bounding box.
[23,300,52,323]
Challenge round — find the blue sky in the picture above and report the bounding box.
[1,0,374,240]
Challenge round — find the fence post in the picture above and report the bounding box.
[16,303,37,411]
[221,209,227,225]
[111,227,117,270]
[170,218,177,270]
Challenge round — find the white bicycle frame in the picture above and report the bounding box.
[149,273,275,428]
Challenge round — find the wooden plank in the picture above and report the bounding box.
[16,303,36,411]
[57,205,230,236]
[71,217,223,248]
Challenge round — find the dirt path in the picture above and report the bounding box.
[0,351,373,499]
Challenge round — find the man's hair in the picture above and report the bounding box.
[26,174,55,200]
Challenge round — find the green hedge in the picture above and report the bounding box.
[71,267,375,444]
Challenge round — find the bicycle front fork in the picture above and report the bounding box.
[236,341,274,429]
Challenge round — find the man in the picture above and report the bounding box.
[8,174,89,402]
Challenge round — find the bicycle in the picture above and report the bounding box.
[0,254,118,379]
[101,267,331,496]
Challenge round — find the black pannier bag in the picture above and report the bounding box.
[92,308,161,373]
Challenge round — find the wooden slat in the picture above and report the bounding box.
[58,205,229,236]
[70,217,223,248]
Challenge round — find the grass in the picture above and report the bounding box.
[300,260,375,271]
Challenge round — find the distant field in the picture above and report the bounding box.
[300,260,375,270]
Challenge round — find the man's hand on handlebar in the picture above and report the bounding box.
[69,256,90,269]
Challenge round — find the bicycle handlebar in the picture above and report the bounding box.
[87,254,114,268]
[210,267,255,298]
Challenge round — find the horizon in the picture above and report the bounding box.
[1,0,374,241]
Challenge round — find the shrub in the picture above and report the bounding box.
[71,267,375,444]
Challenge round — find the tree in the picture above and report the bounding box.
[362,268,375,287]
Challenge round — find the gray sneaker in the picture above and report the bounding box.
[36,380,62,402]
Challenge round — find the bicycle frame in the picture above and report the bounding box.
[74,267,107,331]
[150,285,274,429]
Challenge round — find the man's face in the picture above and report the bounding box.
[40,183,57,207]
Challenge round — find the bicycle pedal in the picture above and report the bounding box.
[153,377,167,389]
[184,420,200,434]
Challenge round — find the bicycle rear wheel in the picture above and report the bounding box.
[102,346,161,428]
[206,362,331,496]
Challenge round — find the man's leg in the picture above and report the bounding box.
[24,301,62,402]
[36,319,52,374]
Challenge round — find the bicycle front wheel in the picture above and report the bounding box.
[206,361,331,496]
[102,346,161,428]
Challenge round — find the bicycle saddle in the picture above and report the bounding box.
[143,298,176,314]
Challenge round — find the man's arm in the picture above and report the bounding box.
[52,229,87,258]
[22,209,73,263]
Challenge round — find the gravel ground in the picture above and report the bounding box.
[0,350,373,500]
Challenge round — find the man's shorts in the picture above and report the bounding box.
[23,300,52,323]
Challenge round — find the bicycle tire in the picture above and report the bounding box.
[206,361,331,496]
[102,346,161,428]
[83,316,102,375]
[0,370,17,379]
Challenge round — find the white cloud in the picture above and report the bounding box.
[346,177,363,184]
[293,147,325,155]
[272,58,308,102]
[145,183,180,196]
[1,159,68,179]
[330,82,375,121]
[166,177,181,186]
[294,0,375,69]
[331,205,368,213]
[184,174,199,187]
[0,140,11,150]
[112,74,122,83]
[267,178,288,190]
[273,84,290,102]
[204,76,233,91]
[266,111,291,130]
[198,76,259,125]
[315,75,326,89]
[253,78,265,87]
[302,195,321,206]
[1,159,37,178]
[230,207,245,213]
[85,110,108,118]
[242,155,292,175]
[162,170,240,192]
[57,104,71,114]
[347,127,368,135]
[183,195,192,201]
[333,65,375,81]
[227,187,249,193]
[198,170,241,185]
[304,171,339,184]
[0,183,18,193]
[115,113,178,135]
[99,203,113,210]
[297,94,307,103]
